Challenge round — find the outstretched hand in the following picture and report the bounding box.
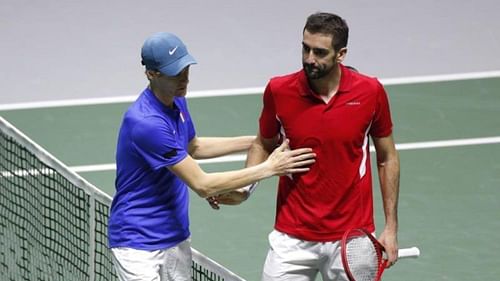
[267,139,316,176]
[206,139,315,210]
[206,189,249,210]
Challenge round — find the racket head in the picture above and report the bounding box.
[341,228,387,281]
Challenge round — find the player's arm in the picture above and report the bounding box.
[188,135,255,208]
[188,136,255,159]
[206,133,279,208]
[246,133,279,166]
[372,134,400,267]
[169,139,314,198]
[207,82,280,208]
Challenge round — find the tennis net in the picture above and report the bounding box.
[0,116,245,281]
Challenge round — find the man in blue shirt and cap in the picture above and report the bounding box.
[108,32,316,281]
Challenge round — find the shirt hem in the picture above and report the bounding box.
[274,224,375,242]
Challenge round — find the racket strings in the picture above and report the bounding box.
[345,236,382,281]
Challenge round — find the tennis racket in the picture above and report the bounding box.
[341,228,420,281]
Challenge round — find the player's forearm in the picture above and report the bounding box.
[245,135,276,167]
[170,155,273,198]
[191,139,314,197]
[189,136,254,159]
[208,138,272,206]
[378,152,400,232]
[183,137,314,198]
[194,161,275,197]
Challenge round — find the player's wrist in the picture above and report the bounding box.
[241,182,259,198]
[383,222,398,233]
[259,159,275,178]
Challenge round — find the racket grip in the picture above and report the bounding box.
[398,247,420,258]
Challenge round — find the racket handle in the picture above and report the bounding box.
[398,247,420,258]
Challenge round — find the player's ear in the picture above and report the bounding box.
[336,47,348,63]
[145,70,158,80]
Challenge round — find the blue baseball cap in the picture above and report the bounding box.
[141,32,197,76]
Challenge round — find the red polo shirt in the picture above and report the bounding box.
[259,64,393,241]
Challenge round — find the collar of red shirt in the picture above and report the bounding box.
[298,63,353,98]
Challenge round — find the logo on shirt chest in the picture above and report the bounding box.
[346,101,361,106]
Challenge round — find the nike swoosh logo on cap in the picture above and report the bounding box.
[169,46,178,55]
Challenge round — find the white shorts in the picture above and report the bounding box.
[111,238,192,281]
[261,230,348,281]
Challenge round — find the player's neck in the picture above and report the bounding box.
[149,86,175,109]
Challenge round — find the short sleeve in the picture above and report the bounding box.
[131,117,188,170]
[369,81,393,138]
[259,83,280,138]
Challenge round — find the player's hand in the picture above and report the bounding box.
[206,196,220,210]
[267,139,316,176]
[206,189,249,210]
[378,228,399,268]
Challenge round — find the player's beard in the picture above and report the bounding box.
[303,62,335,80]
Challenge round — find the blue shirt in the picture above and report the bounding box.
[108,88,196,250]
